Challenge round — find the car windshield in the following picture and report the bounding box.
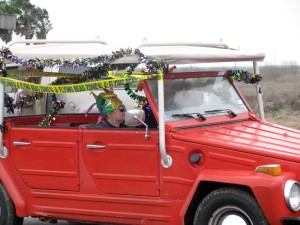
[146,75,249,122]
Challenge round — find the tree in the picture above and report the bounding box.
[0,0,52,43]
[35,8,52,39]
[0,29,13,43]
[0,0,16,42]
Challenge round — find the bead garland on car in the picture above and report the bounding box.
[1,47,261,126]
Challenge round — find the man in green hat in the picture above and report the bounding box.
[95,91,127,128]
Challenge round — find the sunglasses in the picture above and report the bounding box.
[118,104,126,112]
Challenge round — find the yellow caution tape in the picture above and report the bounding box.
[0,76,147,93]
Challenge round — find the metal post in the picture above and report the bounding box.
[0,82,5,155]
[253,61,265,121]
[0,60,8,158]
[157,71,172,168]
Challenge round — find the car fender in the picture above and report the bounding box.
[0,161,27,217]
[179,168,297,225]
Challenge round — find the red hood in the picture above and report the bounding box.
[171,120,300,162]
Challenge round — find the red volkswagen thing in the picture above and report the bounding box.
[0,40,300,225]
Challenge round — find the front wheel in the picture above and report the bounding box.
[0,182,24,225]
[193,187,269,225]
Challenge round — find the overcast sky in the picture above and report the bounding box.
[7,0,300,65]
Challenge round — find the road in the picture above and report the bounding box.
[24,218,69,225]
[24,218,115,225]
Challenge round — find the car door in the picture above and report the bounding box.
[9,126,80,191]
[81,128,160,196]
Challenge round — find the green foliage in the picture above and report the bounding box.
[0,29,13,43]
[0,0,52,42]
[0,0,18,14]
[35,8,52,39]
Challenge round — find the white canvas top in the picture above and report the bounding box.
[140,44,265,64]
[4,40,265,65]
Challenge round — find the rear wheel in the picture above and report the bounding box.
[0,182,24,225]
[193,187,269,225]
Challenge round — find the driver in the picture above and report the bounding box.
[94,91,127,128]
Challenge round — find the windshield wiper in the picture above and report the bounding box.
[195,113,207,121]
[172,113,207,121]
[204,109,237,117]
[172,113,194,118]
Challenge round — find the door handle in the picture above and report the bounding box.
[13,141,31,146]
[86,144,106,150]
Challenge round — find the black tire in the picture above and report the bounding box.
[0,182,24,225]
[193,187,269,225]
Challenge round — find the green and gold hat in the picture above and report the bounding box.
[95,91,123,116]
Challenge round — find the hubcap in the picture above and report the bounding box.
[208,206,253,225]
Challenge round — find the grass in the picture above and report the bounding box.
[236,65,300,130]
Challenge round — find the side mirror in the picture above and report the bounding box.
[125,109,145,126]
[125,109,150,139]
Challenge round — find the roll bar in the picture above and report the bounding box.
[157,72,172,168]
[254,61,265,120]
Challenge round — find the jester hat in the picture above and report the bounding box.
[94,91,123,116]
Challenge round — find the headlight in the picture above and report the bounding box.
[284,180,300,212]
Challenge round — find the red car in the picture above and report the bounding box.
[0,40,299,225]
